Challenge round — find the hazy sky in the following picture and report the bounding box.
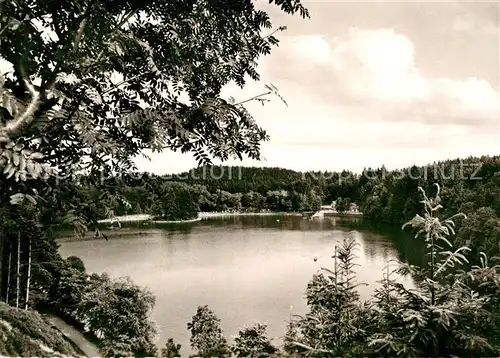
[137,0,500,174]
[3,1,499,174]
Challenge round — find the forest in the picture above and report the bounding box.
[7,156,492,357]
[50,155,500,261]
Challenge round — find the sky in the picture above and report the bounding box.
[2,1,500,174]
[137,0,500,174]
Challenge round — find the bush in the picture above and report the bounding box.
[231,323,277,357]
[65,256,86,273]
[161,338,182,358]
[187,305,229,357]
[76,275,158,357]
[49,266,158,357]
[0,303,80,357]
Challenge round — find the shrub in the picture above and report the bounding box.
[187,305,229,357]
[231,323,277,357]
[161,338,182,358]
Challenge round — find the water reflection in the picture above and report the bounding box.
[59,214,418,356]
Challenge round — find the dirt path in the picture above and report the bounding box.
[44,313,101,357]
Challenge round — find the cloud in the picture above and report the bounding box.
[2,22,497,173]
[266,28,500,127]
[451,3,499,36]
[451,16,497,35]
[170,26,499,173]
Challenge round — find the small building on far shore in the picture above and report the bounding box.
[349,203,359,212]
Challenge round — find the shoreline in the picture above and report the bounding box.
[58,212,310,241]
[96,211,307,225]
[95,210,364,225]
[151,217,202,224]
[324,211,363,218]
[199,211,304,218]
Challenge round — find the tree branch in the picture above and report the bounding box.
[0,23,9,38]
[51,9,64,40]
[234,91,271,106]
[5,77,40,136]
[92,9,139,66]
[263,25,286,39]
[73,2,93,54]
[73,18,88,53]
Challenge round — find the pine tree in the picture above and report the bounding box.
[288,238,371,356]
[369,184,494,357]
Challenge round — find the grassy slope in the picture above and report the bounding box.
[0,303,82,357]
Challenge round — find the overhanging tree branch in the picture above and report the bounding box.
[73,1,94,54]
[91,9,140,66]
[4,78,40,136]
[234,91,271,106]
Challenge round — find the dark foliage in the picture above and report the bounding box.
[0,302,80,357]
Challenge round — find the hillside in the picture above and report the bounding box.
[0,303,82,357]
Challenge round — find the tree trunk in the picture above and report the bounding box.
[5,241,11,304]
[0,173,9,301]
[25,237,31,310]
[15,232,20,309]
[0,232,3,301]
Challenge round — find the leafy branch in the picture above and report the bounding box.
[2,77,39,137]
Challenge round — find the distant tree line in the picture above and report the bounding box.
[45,155,500,257]
[48,168,326,224]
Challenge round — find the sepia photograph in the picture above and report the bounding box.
[0,0,499,357]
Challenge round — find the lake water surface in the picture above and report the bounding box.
[58,215,417,355]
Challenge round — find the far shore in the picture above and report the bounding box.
[57,210,363,241]
[96,211,304,225]
[151,217,202,224]
[96,210,363,225]
[198,211,304,218]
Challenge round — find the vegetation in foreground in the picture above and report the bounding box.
[0,302,82,357]
[6,184,498,357]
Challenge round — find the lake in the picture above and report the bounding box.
[58,214,419,355]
